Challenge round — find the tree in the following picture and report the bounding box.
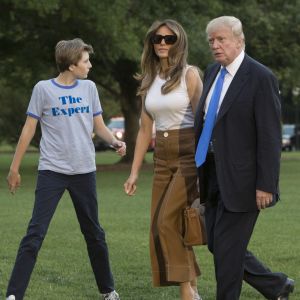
[0,0,143,157]
[1,0,299,159]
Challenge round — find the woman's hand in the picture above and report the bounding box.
[124,174,138,196]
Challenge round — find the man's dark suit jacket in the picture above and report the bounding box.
[195,54,282,212]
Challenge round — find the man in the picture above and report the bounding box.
[194,16,294,300]
[6,38,125,300]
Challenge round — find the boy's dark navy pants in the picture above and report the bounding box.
[6,170,114,299]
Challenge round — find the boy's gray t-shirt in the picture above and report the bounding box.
[27,79,102,175]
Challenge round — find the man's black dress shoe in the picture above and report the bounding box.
[275,278,295,299]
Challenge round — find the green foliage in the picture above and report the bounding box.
[223,0,300,96]
[0,0,299,154]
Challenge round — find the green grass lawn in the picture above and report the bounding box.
[0,151,299,299]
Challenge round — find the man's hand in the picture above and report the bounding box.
[256,190,273,210]
[7,170,21,194]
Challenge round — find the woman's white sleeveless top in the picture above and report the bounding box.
[145,66,194,131]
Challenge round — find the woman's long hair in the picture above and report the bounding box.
[135,19,188,97]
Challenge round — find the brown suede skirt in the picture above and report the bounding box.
[150,127,201,287]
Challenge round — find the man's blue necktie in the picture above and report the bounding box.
[195,67,227,167]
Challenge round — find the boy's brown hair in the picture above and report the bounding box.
[55,38,94,72]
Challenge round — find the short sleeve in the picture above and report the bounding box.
[90,82,103,117]
[26,82,44,120]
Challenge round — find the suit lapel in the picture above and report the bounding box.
[196,64,220,119]
[195,64,220,136]
[215,56,250,124]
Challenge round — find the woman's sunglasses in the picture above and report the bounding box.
[151,34,177,45]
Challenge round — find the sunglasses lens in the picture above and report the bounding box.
[151,35,177,45]
[164,35,177,45]
[151,35,163,44]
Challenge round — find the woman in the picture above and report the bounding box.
[124,19,203,300]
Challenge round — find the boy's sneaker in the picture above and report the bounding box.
[6,296,16,300]
[102,290,120,300]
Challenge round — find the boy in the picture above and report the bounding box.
[6,38,124,300]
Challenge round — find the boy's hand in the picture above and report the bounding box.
[7,170,21,194]
[112,140,126,156]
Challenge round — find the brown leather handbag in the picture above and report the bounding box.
[183,204,207,246]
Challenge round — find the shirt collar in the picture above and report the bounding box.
[225,50,245,77]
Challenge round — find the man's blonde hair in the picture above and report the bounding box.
[206,16,245,50]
